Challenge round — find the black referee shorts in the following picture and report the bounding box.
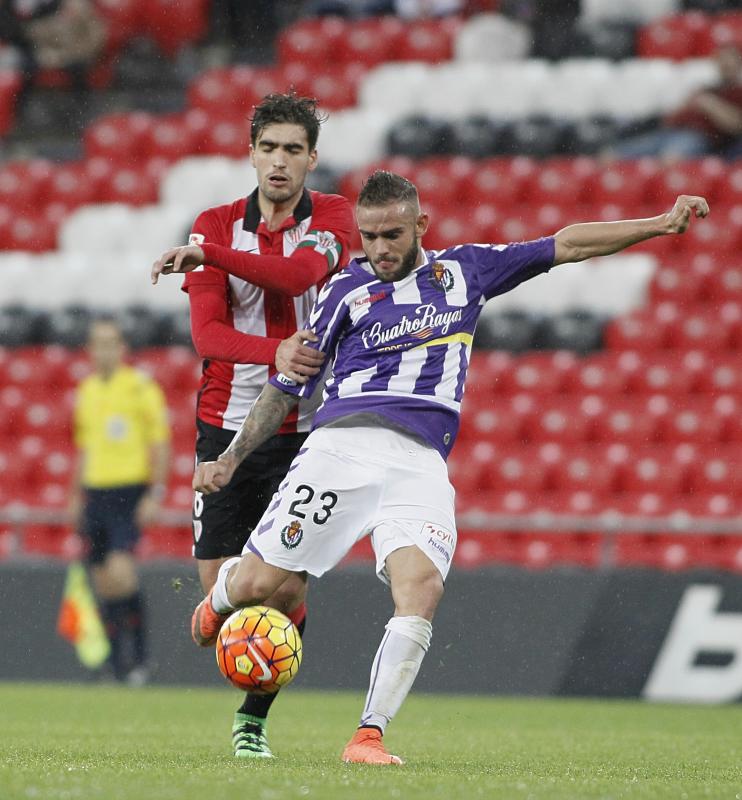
[192,418,307,560]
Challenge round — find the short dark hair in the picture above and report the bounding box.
[250,92,326,151]
[357,171,419,208]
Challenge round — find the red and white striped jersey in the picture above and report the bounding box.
[182,188,353,434]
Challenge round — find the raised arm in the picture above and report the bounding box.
[152,243,333,296]
[553,195,709,266]
[193,384,299,495]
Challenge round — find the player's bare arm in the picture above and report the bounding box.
[553,194,710,266]
[275,329,325,384]
[193,384,299,495]
[151,245,204,284]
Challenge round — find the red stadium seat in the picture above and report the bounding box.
[564,353,630,396]
[276,16,347,69]
[711,11,742,51]
[47,163,96,209]
[619,453,688,495]
[626,357,697,395]
[687,453,742,496]
[696,356,742,395]
[0,69,22,137]
[551,450,618,496]
[470,158,534,207]
[479,449,549,494]
[200,119,251,158]
[497,351,575,396]
[143,0,208,57]
[527,160,591,206]
[396,18,459,63]
[664,311,734,352]
[591,163,653,207]
[465,350,514,397]
[84,112,154,163]
[524,398,592,443]
[591,399,660,445]
[636,12,712,59]
[0,159,54,212]
[658,402,726,445]
[704,266,742,304]
[335,17,405,67]
[649,265,706,307]
[96,165,159,206]
[458,402,526,444]
[140,116,198,162]
[603,315,669,352]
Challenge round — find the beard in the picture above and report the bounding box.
[373,238,420,283]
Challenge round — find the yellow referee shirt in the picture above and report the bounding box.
[74,366,170,489]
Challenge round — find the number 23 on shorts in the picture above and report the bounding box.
[288,484,338,526]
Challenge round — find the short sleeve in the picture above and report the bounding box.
[447,238,556,301]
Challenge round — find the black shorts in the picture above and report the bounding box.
[193,418,307,560]
[82,485,147,565]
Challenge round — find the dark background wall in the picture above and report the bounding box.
[3,562,742,702]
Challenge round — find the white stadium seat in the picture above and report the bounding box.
[453,13,532,63]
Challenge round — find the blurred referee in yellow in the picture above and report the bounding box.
[69,315,171,685]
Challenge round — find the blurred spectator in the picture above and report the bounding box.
[609,45,742,160]
[0,0,105,90]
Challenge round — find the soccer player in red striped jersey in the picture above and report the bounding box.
[152,93,353,758]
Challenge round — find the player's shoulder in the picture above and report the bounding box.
[193,197,248,232]
[308,191,354,226]
[319,258,373,300]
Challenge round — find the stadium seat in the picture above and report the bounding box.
[83,112,154,163]
[0,69,22,138]
[524,398,593,444]
[480,449,550,494]
[591,399,660,444]
[563,354,628,395]
[551,450,619,496]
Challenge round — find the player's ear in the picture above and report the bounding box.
[416,212,429,238]
[248,143,256,167]
[307,148,318,172]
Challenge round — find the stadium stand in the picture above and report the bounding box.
[1,1,742,572]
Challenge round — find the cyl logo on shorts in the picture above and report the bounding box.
[280,520,303,549]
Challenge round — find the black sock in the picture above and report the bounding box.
[101,598,130,680]
[237,614,307,719]
[124,592,147,667]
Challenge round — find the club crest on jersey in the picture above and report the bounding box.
[280,520,303,549]
[429,262,454,292]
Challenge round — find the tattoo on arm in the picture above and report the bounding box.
[221,384,299,465]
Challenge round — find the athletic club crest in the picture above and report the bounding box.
[280,520,303,549]
[429,262,454,291]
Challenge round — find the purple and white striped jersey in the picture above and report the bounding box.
[269,237,556,460]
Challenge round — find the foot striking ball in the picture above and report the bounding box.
[215,605,303,694]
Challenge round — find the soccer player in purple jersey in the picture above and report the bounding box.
[190,171,709,765]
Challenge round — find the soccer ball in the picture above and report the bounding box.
[215,605,303,694]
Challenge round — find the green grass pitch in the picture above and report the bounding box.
[2,683,741,800]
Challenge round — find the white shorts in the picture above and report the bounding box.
[243,424,457,583]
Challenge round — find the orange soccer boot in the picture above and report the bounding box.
[341,727,404,765]
[191,588,229,647]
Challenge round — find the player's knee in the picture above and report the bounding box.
[228,567,283,607]
[394,569,444,618]
[265,580,305,615]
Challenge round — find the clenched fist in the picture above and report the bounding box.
[193,453,239,495]
[664,195,710,235]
